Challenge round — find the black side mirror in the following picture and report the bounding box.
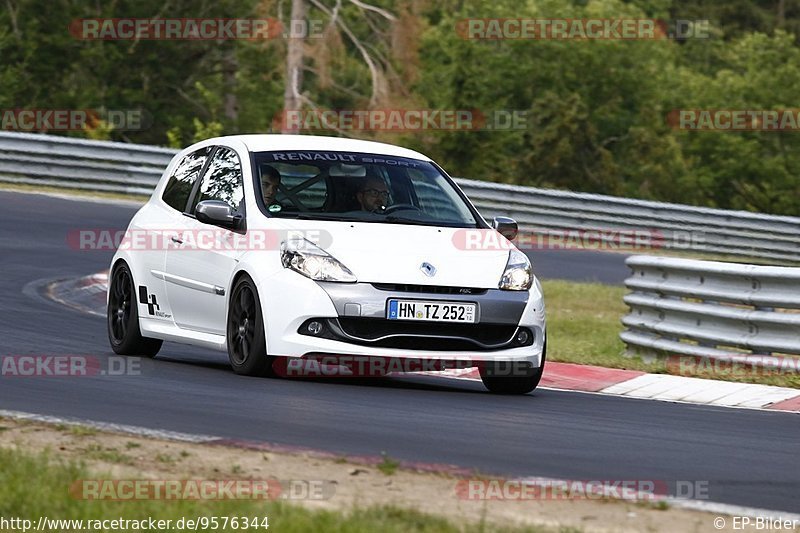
[492,216,518,241]
[195,200,243,230]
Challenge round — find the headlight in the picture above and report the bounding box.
[281,238,357,282]
[499,249,532,291]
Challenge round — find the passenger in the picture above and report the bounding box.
[260,165,282,207]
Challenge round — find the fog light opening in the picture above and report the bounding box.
[515,329,530,345]
[307,321,324,336]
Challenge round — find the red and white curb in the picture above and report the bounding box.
[51,272,800,414]
[47,271,108,317]
[437,363,800,413]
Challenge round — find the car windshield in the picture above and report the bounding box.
[253,151,478,227]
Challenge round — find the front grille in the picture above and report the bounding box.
[331,317,521,351]
[371,283,487,295]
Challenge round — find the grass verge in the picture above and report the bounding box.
[0,446,554,533]
[542,279,800,389]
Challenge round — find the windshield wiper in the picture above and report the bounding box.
[384,216,477,228]
[383,215,433,226]
[278,213,368,223]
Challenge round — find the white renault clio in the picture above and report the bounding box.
[108,135,546,394]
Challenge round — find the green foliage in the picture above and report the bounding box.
[1,0,799,215]
[167,118,225,148]
[377,452,400,475]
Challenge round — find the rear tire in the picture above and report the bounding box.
[107,263,162,357]
[227,275,276,377]
[480,339,546,395]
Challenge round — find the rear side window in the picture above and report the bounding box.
[162,147,209,212]
[189,147,245,214]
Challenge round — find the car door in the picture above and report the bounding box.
[134,146,211,323]
[164,146,246,334]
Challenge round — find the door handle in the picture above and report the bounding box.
[171,235,184,245]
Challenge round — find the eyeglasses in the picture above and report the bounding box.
[362,189,390,200]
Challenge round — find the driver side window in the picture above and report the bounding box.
[189,147,245,215]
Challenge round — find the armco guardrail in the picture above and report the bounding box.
[456,180,800,263]
[621,255,800,363]
[1,131,799,262]
[0,131,175,196]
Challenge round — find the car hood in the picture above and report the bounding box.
[269,219,514,288]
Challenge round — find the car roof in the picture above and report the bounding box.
[209,134,432,162]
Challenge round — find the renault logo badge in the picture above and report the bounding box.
[420,262,436,277]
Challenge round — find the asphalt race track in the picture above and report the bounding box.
[1,190,797,514]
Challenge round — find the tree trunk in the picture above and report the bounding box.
[282,0,307,132]
[223,45,239,130]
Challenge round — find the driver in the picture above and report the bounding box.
[355,177,390,212]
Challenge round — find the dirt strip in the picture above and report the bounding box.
[0,417,765,533]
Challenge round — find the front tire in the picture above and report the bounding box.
[107,263,162,357]
[227,275,276,377]
[480,339,546,395]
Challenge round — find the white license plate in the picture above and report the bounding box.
[387,300,477,323]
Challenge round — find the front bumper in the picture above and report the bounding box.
[258,271,546,365]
